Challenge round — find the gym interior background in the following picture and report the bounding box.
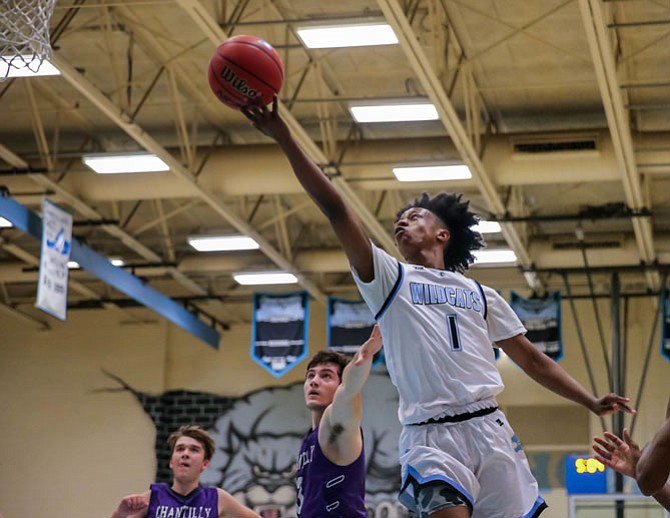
[1,1,669,517]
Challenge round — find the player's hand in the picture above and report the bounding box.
[592,393,636,416]
[353,325,383,366]
[241,96,290,144]
[116,494,149,516]
[593,428,641,478]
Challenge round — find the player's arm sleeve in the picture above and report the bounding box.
[351,242,401,318]
[481,285,526,344]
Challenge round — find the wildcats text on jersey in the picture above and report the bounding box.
[409,282,482,312]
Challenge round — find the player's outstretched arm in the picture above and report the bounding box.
[636,415,670,499]
[592,427,670,510]
[242,98,373,281]
[592,428,640,478]
[498,334,636,416]
[319,325,383,464]
[111,491,150,518]
[217,488,261,517]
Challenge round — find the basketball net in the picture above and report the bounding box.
[0,0,58,81]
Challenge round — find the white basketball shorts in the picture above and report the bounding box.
[398,409,547,518]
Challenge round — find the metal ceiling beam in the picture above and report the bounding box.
[1,242,101,300]
[0,197,220,346]
[376,0,542,291]
[578,0,658,289]
[175,0,401,259]
[0,300,49,330]
[0,141,208,297]
[50,54,328,305]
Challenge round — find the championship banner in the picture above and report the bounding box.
[327,297,383,365]
[251,291,309,377]
[510,291,563,361]
[662,289,670,363]
[36,199,73,320]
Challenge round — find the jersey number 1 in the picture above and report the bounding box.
[445,314,462,351]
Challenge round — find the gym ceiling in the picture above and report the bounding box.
[0,0,669,328]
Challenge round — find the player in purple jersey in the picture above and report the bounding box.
[296,325,383,517]
[111,425,260,518]
[243,99,636,518]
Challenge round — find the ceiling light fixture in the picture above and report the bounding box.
[0,58,60,78]
[473,220,502,234]
[392,164,472,182]
[350,102,438,123]
[188,235,260,252]
[82,153,170,174]
[0,217,13,228]
[109,258,125,267]
[296,23,398,49]
[472,249,517,265]
[67,261,80,269]
[233,272,298,286]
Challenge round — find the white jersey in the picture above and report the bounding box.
[352,243,526,425]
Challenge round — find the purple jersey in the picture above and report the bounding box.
[295,427,366,517]
[147,483,218,518]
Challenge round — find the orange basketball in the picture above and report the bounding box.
[208,35,284,110]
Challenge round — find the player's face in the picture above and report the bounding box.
[169,436,209,482]
[394,207,448,258]
[304,363,341,411]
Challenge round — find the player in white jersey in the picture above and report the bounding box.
[242,99,636,518]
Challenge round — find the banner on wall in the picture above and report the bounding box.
[251,291,309,377]
[327,297,383,365]
[662,289,670,363]
[510,291,563,361]
[36,199,73,320]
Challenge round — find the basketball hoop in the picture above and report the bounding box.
[0,0,58,80]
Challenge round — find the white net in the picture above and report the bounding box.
[0,0,58,80]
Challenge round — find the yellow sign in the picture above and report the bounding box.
[575,457,605,474]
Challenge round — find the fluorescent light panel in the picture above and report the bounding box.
[82,153,170,174]
[393,164,472,182]
[0,57,60,78]
[188,235,260,252]
[233,272,298,286]
[0,217,13,228]
[472,249,517,265]
[297,23,398,49]
[350,103,438,123]
[473,220,502,234]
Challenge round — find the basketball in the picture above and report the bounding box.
[208,35,284,110]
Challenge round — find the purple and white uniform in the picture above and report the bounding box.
[295,427,366,517]
[147,483,218,518]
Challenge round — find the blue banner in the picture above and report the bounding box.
[662,289,670,363]
[251,291,309,377]
[511,291,563,361]
[0,194,220,348]
[327,297,383,365]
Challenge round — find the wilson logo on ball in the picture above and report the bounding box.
[219,65,259,99]
[208,35,284,111]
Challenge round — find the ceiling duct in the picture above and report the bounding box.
[551,234,624,251]
[512,135,598,157]
[513,139,597,154]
